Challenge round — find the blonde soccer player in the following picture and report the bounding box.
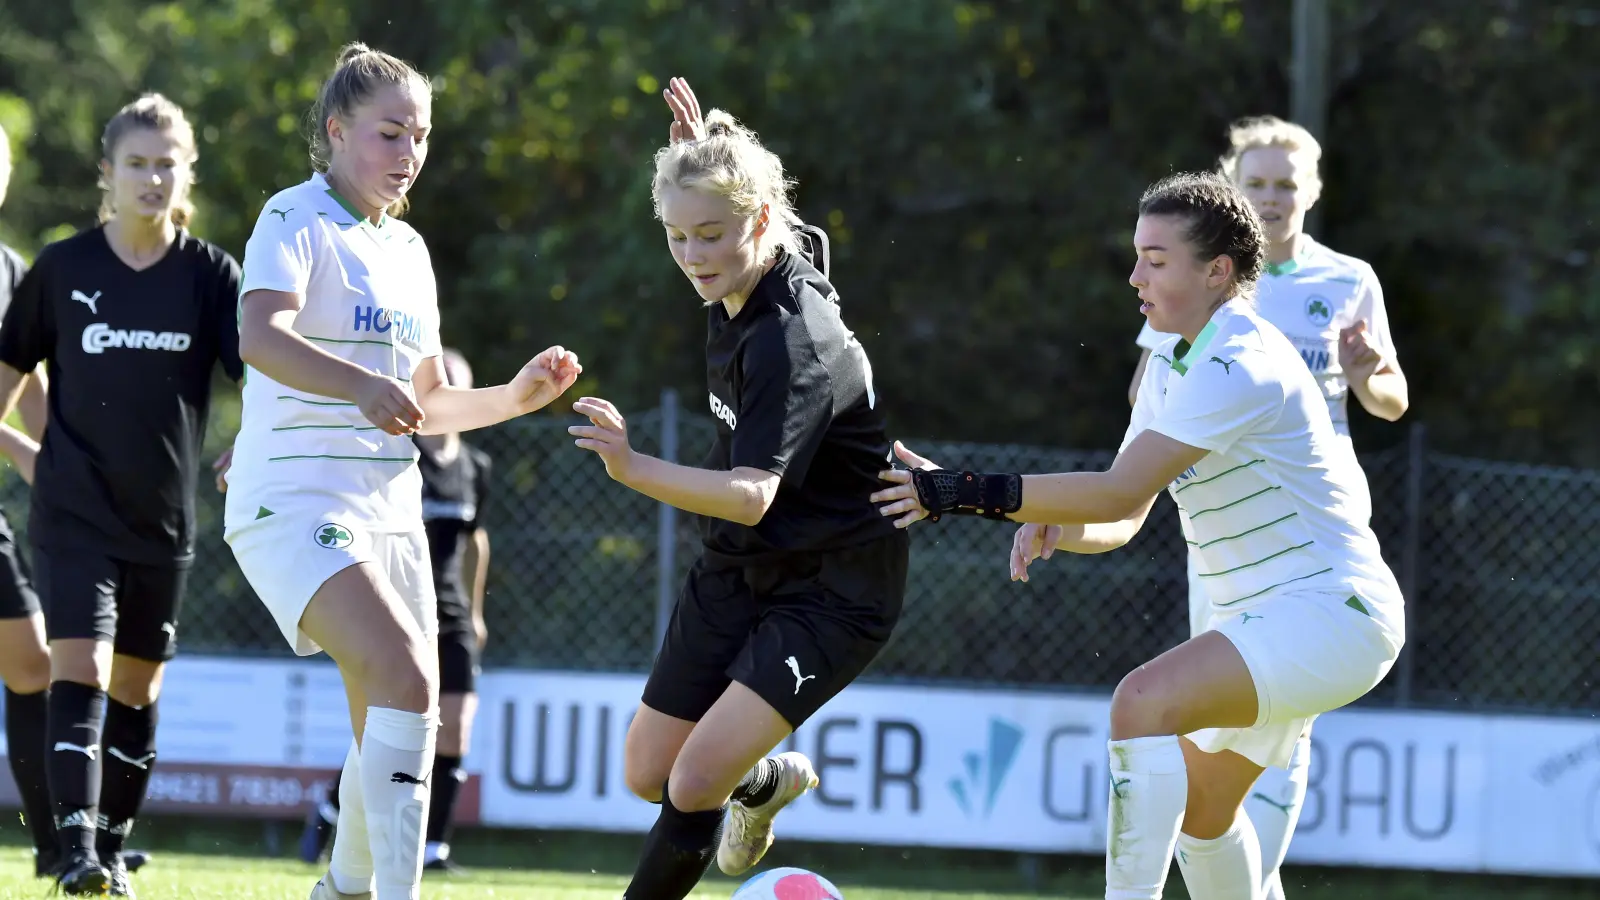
[220,44,579,900]
[874,171,1404,900]
[1126,115,1408,899]
[570,79,905,900]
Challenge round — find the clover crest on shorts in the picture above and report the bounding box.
[313,522,355,549]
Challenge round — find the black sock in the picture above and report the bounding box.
[96,698,157,860]
[425,754,465,845]
[622,782,725,900]
[5,687,57,858]
[323,769,343,817]
[47,681,106,861]
[729,756,781,807]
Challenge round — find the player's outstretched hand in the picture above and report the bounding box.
[570,397,636,481]
[356,373,425,435]
[510,345,583,415]
[663,77,708,144]
[213,446,233,493]
[1010,523,1064,583]
[871,440,941,529]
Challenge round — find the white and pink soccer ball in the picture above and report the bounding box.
[730,867,844,900]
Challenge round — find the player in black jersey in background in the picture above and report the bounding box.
[0,118,62,881]
[294,348,492,875]
[0,95,243,897]
[570,79,907,900]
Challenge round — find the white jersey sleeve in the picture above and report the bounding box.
[1351,266,1396,365]
[240,201,317,297]
[1147,347,1285,456]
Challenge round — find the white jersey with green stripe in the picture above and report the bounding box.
[1122,300,1402,619]
[224,173,442,533]
[1136,236,1394,441]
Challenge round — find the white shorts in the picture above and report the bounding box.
[225,514,437,657]
[1185,589,1402,769]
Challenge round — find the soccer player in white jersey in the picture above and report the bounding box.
[218,44,580,900]
[872,172,1404,900]
[1126,116,1409,899]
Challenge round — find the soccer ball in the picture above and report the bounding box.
[730,867,844,900]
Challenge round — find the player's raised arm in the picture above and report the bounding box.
[410,344,581,435]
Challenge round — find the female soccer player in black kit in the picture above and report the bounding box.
[0,94,243,897]
[294,348,492,875]
[570,79,907,900]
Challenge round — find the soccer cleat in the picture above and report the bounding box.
[423,857,469,876]
[716,751,820,876]
[54,853,110,896]
[106,854,135,898]
[308,872,372,900]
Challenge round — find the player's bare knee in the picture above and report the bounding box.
[1109,666,1183,740]
[664,762,726,813]
[0,644,50,693]
[623,750,669,802]
[108,659,164,707]
[49,640,110,690]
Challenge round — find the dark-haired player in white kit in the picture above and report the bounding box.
[570,79,907,900]
[294,348,492,875]
[0,95,242,896]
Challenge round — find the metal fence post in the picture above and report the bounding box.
[1395,422,1426,707]
[654,388,680,653]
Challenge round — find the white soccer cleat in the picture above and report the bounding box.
[717,751,820,876]
[308,872,372,900]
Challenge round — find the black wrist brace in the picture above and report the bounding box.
[909,469,1023,522]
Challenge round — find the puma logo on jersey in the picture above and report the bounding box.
[71,289,101,314]
[785,656,817,695]
[268,207,293,221]
[1209,356,1235,374]
[709,392,738,430]
[82,323,192,355]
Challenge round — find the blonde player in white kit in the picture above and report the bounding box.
[220,44,580,900]
[872,172,1404,900]
[1127,116,1409,899]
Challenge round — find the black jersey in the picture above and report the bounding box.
[418,440,491,602]
[0,226,243,565]
[699,247,897,568]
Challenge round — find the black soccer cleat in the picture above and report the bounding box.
[54,853,110,896]
[106,853,136,898]
[34,846,62,879]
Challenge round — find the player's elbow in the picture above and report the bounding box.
[731,468,781,527]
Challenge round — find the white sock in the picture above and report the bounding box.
[1246,734,1310,899]
[329,742,374,895]
[1106,736,1188,900]
[1175,814,1264,900]
[360,706,438,900]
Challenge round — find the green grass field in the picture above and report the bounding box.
[1,819,1595,899]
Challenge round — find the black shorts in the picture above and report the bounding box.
[642,529,909,729]
[33,546,188,662]
[0,511,40,619]
[436,589,480,694]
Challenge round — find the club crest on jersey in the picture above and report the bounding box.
[1304,295,1333,327]
[709,392,738,430]
[81,323,192,355]
[313,523,354,550]
[352,306,426,347]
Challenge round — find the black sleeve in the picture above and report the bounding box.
[212,249,244,382]
[468,447,492,531]
[728,318,832,486]
[0,249,55,375]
